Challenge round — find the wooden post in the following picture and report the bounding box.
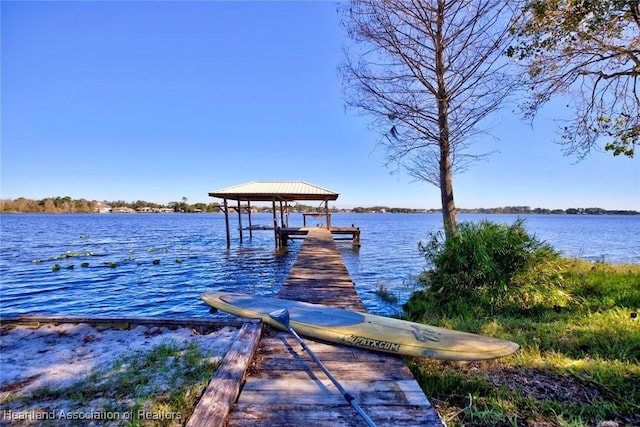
[237,200,243,243]
[285,202,289,228]
[279,200,285,229]
[272,199,278,247]
[247,201,253,239]
[325,198,331,229]
[223,199,230,247]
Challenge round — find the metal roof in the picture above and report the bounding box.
[208,181,339,202]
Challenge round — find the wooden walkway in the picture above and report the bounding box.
[226,228,445,426]
[278,227,361,247]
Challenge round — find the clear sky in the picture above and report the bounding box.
[2,1,638,210]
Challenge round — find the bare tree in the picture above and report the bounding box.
[340,0,521,237]
[508,0,640,158]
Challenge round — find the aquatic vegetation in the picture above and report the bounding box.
[374,281,399,304]
[37,243,194,275]
[47,251,95,261]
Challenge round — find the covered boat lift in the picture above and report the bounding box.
[208,181,341,247]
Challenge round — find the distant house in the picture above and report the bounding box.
[112,206,136,213]
[95,202,112,214]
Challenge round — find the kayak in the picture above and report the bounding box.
[201,292,519,360]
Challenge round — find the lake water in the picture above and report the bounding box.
[1,213,638,319]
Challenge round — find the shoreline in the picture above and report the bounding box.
[1,209,639,215]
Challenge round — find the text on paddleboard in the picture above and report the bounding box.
[343,335,401,352]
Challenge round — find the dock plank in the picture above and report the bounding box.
[186,322,263,427]
[227,228,445,426]
[230,405,439,427]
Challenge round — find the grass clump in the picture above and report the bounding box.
[98,341,219,421]
[409,219,569,319]
[404,219,640,426]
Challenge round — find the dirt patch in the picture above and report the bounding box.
[0,376,40,395]
[417,359,624,427]
[482,365,600,404]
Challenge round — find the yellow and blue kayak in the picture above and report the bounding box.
[201,292,519,361]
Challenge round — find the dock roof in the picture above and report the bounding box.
[208,181,339,202]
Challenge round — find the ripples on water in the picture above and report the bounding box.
[1,213,638,319]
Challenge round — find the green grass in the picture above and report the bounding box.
[405,260,640,426]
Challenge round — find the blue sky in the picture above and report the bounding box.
[2,1,638,210]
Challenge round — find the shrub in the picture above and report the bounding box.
[405,219,569,319]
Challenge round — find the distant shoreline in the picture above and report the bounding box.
[0,197,638,215]
[348,207,639,215]
[1,209,638,216]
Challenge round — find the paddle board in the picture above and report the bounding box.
[201,292,519,360]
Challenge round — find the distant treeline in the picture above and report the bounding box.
[0,198,336,214]
[0,197,222,213]
[0,198,637,215]
[457,206,638,215]
[348,205,639,215]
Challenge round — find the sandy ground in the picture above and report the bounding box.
[0,322,239,425]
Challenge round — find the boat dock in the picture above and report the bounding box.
[277,226,361,247]
[219,228,445,426]
[208,181,364,247]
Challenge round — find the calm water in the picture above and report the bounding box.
[0,213,638,319]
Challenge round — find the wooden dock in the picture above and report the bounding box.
[225,228,445,426]
[277,226,361,247]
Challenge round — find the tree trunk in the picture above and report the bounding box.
[436,0,458,238]
[341,0,518,239]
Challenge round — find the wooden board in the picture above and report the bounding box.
[201,291,519,361]
[186,322,263,427]
[227,330,445,427]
